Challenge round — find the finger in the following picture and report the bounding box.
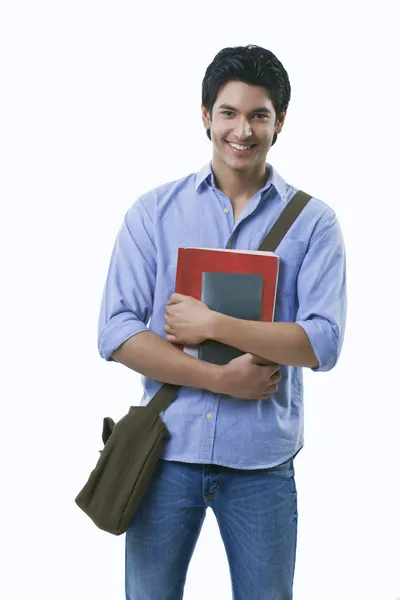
[266,364,280,375]
[168,293,184,305]
[265,384,278,395]
[270,371,282,383]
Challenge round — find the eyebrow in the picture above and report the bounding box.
[218,103,272,115]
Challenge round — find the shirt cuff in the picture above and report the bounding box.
[98,314,149,361]
[295,318,338,372]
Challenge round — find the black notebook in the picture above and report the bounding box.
[198,271,263,365]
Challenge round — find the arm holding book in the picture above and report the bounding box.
[209,317,318,369]
[112,330,281,399]
[164,294,316,368]
[98,197,280,399]
[164,214,346,372]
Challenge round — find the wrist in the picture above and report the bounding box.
[207,309,220,341]
[205,363,226,395]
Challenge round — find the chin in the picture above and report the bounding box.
[227,157,255,170]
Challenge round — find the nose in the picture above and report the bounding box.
[234,117,252,140]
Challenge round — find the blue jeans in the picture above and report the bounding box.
[125,457,297,600]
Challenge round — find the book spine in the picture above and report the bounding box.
[183,247,190,296]
[175,248,190,353]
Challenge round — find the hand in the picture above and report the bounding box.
[214,353,282,400]
[163,293,215,346]
[247,354,279,366]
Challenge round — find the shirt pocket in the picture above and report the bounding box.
[275,239,307,298]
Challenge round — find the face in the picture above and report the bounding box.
[201,80,286,173]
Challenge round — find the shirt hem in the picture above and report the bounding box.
[159,445,304,470]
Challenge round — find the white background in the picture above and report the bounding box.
[1,1,399,598]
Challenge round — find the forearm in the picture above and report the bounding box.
[111,330,221,391]
[210,313,319,369]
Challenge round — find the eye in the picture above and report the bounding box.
[220,111,267,119]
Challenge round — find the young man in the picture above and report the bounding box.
[98,45,346,600]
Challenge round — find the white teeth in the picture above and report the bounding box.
[229,142,252,151]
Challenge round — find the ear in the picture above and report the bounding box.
[275,110,287,134]
[201,104,211,129]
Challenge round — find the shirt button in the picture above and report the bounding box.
[206,412,213,420]
[224,207,229,213]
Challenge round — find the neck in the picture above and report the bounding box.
[211,155,270,203]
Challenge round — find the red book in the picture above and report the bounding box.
[173,247,280,364]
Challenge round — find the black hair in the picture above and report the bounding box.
[201,44,291,146]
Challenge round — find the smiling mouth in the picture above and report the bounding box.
[226,141,256,153]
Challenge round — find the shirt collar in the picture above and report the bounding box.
[194,160,288,204]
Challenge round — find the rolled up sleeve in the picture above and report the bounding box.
[98,197,156,361]
[295,214,347,372]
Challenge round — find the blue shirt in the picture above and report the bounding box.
[98,161,347,469]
